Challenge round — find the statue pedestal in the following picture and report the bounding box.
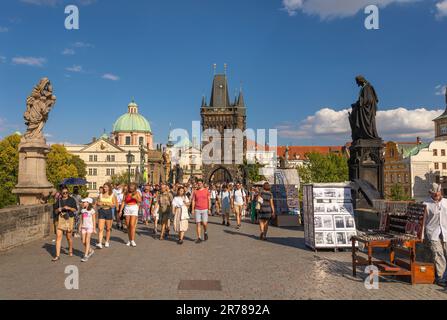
[12,138,55,205]
[348,139,384,208]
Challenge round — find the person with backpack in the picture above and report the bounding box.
[231,182,247,230]
[219,184,232,226]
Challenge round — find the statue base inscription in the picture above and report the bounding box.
[12,138,55,205]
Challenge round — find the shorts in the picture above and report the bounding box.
[221,206,231,215]
[98,208,113,221]
[234,204,243,216]
[195,209,209,224]
[124,205,139,217]
[81,227,94,234]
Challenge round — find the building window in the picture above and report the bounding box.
[390,149,395,158]
[106,169,115,176]
[139,137,144,145]
[435,163,440,170]
[125,136,131,145]
[443,163,447,170]
[405,174,409,183]
[443,150,446,157]
[106,155,115,162]
[397,174,401,183]
[93,182,97,190]
[434,149,438,156]
[89,155,98,162]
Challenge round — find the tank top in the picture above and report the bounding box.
[125,193,138,206]
[99,194,114,207]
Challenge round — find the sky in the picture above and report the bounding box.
[0,0,446,146]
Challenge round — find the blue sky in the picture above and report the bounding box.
[0,0,446,146]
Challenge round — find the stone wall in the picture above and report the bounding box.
[0,204,52,252]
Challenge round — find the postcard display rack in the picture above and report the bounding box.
[303,183,357,251]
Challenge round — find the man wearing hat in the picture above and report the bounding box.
[424,183,447,286]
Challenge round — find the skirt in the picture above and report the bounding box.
[57,216,74,232]
[174,211,188,233]
[124,204,139,217]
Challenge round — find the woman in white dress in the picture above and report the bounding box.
[172,186,190,245]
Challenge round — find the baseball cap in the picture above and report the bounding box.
[81,197,93,204]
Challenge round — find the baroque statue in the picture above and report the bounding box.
[23,78,56,140]
[348,76,380,141]
[162,148,172,182]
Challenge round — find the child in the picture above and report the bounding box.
[79,198,96,262]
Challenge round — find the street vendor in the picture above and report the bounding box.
[424,183,447,287]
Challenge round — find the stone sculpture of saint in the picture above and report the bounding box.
[23,78,56,140]
[163,149,172,182]
[348,76,380,141]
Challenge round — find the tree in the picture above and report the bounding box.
[297,152,349,201]
[47,144,86,188]
[389,184,411,201]
[0,134,21,208]
[109,171,135,186]
[240,160,265,184]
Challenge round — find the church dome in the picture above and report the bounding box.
[112,100,152,133]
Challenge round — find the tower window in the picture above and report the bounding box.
[139,137,144,145]
[125,136,131,145]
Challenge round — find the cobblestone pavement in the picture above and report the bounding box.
[1,216,446,300]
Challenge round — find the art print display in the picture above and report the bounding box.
[304,184,358,250]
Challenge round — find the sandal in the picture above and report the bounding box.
[52,256,60,262]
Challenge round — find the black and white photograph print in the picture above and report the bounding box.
[334,216,345,229]
[315,232,324,245]
[323,189,337,199]
[313,188,324,198]
[314,204,326,214]
[336,232,347,245]
[324,232,335,245]
[339,203,354,214]
[314,216,323,229]
[326,204,339,213]
[345,216,356,229]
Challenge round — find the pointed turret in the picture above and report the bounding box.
[201,95,207,108]
[237,90,245,108]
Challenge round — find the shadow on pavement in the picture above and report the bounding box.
[223,229,307,250]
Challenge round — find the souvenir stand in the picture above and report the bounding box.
[303,183,357,252]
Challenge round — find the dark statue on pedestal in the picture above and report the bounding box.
[348,76,384,208]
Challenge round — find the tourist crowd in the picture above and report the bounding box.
[51,180,275,262]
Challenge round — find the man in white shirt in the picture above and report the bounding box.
[231,182,247,230]
[424,183,447,287]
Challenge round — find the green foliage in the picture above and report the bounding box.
[108,171,135,186]
[297,152,349,201]
[240,160,265,184]
[47,144,86,188]
[0,134,21,208]
[389,184,411,201]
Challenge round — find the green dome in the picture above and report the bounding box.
[112,100,152,133]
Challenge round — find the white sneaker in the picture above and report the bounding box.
[96,243,103,249]
[131,241,136,247]
[104,242,110,248]
[126,241,131,247]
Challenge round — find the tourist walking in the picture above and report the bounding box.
[71,186,82,238]
[172,186,190,245]
[192,179,210,243]
[219,184,232,226]
[52,187,78,262]
[79,198,96,262]
[151,189,160,235]
[250,186,260,224]
[257,182,275,240]
[141,184,152,226]
[158,183,173,240]
[210,185,218,216]
[231,182,247,230]
[113,184,124,230]
[424,183,447,287]
[119,183,141,247]
[96,183,117,249]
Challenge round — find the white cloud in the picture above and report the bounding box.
[20,0,59,6]
[12,56,46,67]
[102,73,120,81]
[62,48,75,55]
[66,65,83,72]
[436,84,447,96]
[436,0,447,18]
[73,41,94,48]
[0,26,9,32]
[277,107,444,142]
[282,0,420,19]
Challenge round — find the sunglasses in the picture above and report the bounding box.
[62,192,69,195]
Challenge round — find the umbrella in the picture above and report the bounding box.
[60,178,88,186]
